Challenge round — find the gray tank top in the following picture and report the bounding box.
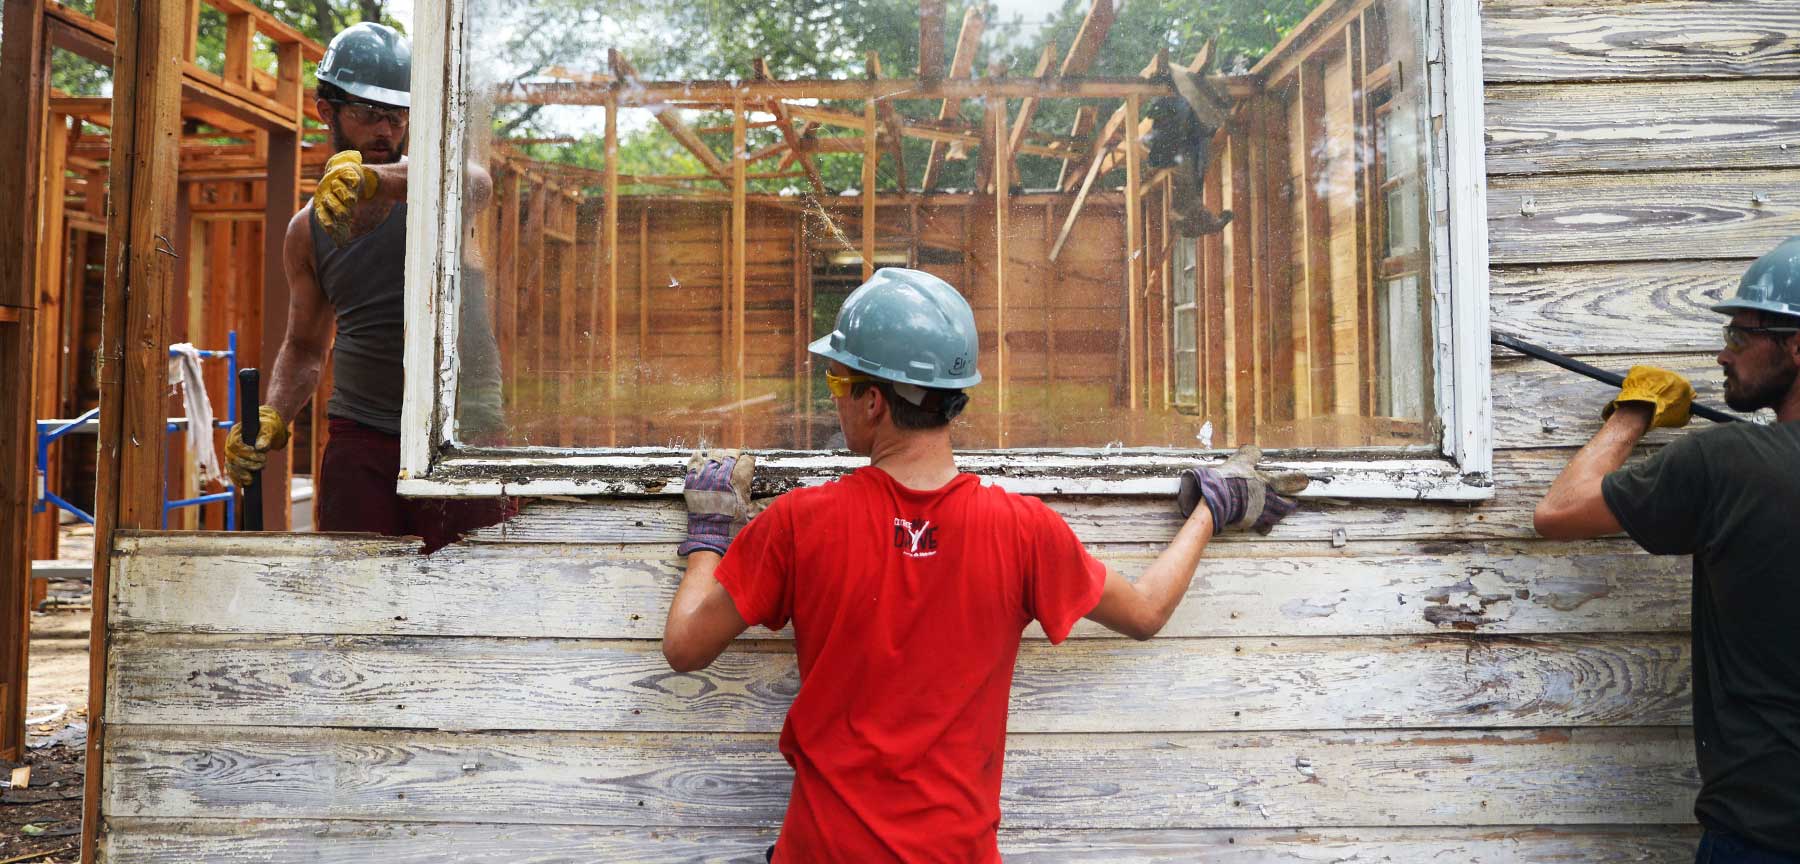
[311,203,407,435]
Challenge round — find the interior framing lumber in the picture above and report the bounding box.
[609,50,731,185]
[920,7,984,191]
[753,58,829,198]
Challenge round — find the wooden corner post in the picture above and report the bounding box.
[84,0,190,859]
[0,0,50,766]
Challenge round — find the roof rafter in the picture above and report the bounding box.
[611,49,731,186]
[920,7,984,191]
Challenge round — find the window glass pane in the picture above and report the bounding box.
[452,0,1437,450]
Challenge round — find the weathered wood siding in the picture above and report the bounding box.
[97,1,1800,860]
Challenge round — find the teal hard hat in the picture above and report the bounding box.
[316,22,412,108]
[1713,236,1800,319]
[809,268,982,390]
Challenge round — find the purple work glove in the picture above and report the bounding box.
[678,449,756,556]
[1176,444,1310,534]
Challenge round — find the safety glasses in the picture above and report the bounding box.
[329,99,409,128]
[1722,324,1800,352]
[824,369,873,398]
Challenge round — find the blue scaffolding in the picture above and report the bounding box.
[35,331,242,530]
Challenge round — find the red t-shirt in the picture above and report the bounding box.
[713,466,1108,863]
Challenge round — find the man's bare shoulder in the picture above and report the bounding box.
[283,203,317,262]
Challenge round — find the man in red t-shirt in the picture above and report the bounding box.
[662,268,1308,862]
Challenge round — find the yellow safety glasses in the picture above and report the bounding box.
[825,370,874,398]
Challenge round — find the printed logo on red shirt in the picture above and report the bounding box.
[892,518,938,558]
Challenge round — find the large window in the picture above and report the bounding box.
[399,0,1491,498]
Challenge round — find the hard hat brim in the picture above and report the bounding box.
[318,77,411,109]
[1711,298,1800,318]
[807,334,983,390]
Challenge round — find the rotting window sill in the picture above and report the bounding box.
[396,445,1493,502]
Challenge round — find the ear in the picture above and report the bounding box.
[315,98,334,122]
[863,384,889,425]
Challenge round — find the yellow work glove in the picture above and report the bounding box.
[314,150,380,244]
[224,406,292,487]
[1603,365,1694,428]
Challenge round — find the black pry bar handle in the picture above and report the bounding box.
[1491,331,1738,424]
[238,368,265,531]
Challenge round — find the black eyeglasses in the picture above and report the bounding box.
[1723,324,1800,351]
[328,99,409,127]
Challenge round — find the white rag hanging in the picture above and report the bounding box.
[167,343,224,486]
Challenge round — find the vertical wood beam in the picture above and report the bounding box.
[1202,157,1228,428]
[918,0,946,82]
[30,117,71,561]
[1348,18,1377,417]
[636,207,648,440]
[1159,174,1173,412]
[991,90,1008,446]
[797,213,813,448]
[718,208,730,392]
[518,179,545,438]
[732,94,748,444]
[223,12,254,86]
[1267,87,1297,423]
[1299,58,1336,417]
[791,212,806,442]
[1122,94,1142,414]
[0,0,49,766]
[496,167,520,404]
[605,93,620,446]
[260,126,297,529]
[1227,125,1256,442]
[86,0,188,856]
[558,195,575,447]
[862,96,877,281]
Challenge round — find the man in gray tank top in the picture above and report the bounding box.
[224,22,509,551]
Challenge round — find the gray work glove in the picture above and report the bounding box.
[1176,445,1310,534]
[678,449,756,556]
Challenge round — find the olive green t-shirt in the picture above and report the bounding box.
[1602,421,1800,853]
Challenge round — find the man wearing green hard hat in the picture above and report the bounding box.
[661,268,1308,862]
[1536,237,1800,861]
[223,22,507,549]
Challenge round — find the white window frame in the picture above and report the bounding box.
[397,0,1491,501]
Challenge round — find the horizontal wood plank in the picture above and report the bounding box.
[1482,0,1800,82]
[104,725,1699,828]
[101,819,1703,863]
[1488,171,1800,265]
[105,632,1692,733]
[109,535,1689,639]
[1493,351,1767,449]
[1485,80,1800,175]
[1489,261,1742,354]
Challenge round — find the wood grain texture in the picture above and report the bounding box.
[102,819,1702,863]
[1492,352,1765,450]
[1489,261,1742,355]
[1482,0,1800,83]
[109,534,1689,639]
[104,632,1691,733]
[1488,171,1800,265]
[104,725,1698,828]
[1485,80,1800,175]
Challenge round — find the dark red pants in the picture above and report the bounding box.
[318,418,514,552]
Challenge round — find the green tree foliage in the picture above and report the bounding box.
[497,0,1321,195]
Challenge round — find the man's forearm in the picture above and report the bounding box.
[265,339,328,423]
[1132,506,1215,627]
[1542,405,1652,511]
